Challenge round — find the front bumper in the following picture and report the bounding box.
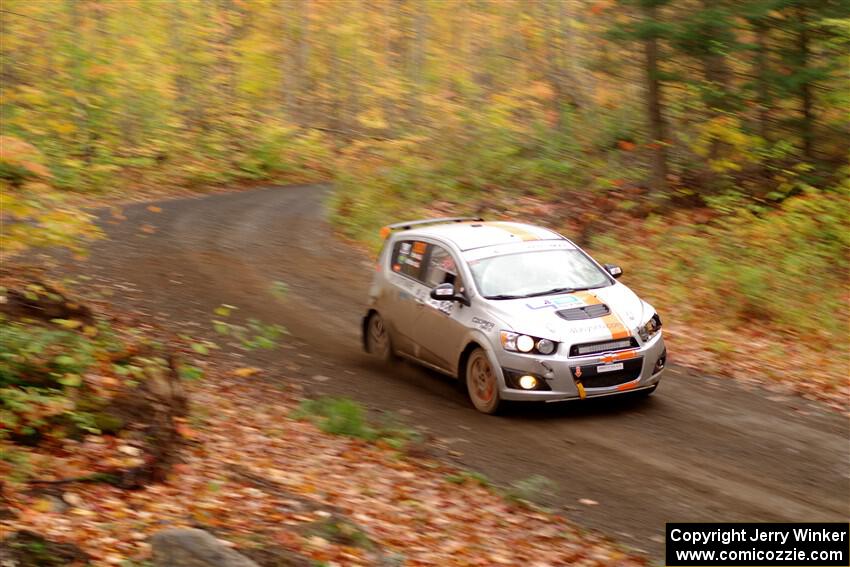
[494,332,666,402]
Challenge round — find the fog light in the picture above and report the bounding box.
[654,349,667,372]
[502,368,551,391]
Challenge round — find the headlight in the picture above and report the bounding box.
[516,334,535,352]
[638,313,662,342]
[500,331,559,355]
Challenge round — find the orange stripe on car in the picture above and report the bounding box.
[573,291,631,340]
[484,222,541,241]
[616,381,639,392]
[572,290,601,305]
[604,314,632,340]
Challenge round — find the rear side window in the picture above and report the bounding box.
[391,240,429,281]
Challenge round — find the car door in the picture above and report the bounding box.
[412,243,470,371]
[383,239,431,356]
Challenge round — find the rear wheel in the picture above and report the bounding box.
[365,312,394,362]
[465,348,501,414]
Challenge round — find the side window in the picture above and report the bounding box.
[424,245,463,291]
[391,240,429,281]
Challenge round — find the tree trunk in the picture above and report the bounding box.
[280,0,295,119]
[796,5,814,160]
[409,5,427,125]
[642,3,669,194]
[296,0,311,125]
[65,0,94,168]
[559,0,586,110]
[753,19,772,141]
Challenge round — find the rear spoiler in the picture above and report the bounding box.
[379,217,484,239]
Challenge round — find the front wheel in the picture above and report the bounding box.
[465,348,501,414]
[365,312,395,363]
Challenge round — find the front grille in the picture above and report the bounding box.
[575,358,643,388]
[569,337,638,357]
[556,304,610,320]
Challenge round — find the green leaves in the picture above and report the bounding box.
[56,374,83,388]
[178,364,205,382]
[213,304,237,318]
[270,281,289,300]
[210,304,286,351]
[293,397,419,449]
[190,342,211,355]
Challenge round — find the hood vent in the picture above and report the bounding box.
[556,304,610,321]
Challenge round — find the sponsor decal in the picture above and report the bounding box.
[466,240,575,262]
[526,294,583,310]
[396,241,424,270]
[426,298,454,316]
[472,317,495,331]
[566,322,610,335]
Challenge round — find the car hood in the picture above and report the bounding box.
[484,283,653,345]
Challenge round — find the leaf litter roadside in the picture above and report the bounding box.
[1,277,647,566]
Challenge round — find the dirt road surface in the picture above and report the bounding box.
[62,184,849,561]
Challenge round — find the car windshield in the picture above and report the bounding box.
[468,249,611,299]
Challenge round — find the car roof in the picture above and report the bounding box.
[399,221,565,251]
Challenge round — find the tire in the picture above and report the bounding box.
[365,312,395,363]
[465,348,502,414]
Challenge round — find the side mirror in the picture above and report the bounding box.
[604,264,623,279]
[431,282,457,299]
[430,283,469,305]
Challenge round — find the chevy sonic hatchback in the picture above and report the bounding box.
[362,217,666,414]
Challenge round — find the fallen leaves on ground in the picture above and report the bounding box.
[2,368,646,567]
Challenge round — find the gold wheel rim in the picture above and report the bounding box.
[369,316,388,354]
[470,353,495,403]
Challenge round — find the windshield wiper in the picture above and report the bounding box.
[486,285,607,301]
[521,286,588,298]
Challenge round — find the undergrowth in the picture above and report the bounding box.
[292,397,422,450]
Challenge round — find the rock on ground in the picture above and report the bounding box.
[151,528,259,567]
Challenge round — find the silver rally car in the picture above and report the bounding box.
[362,217,666,414]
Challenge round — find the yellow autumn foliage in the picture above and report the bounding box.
[1,137,103,257]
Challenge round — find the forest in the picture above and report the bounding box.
[3,0,848,398]
[1,1,849,564]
